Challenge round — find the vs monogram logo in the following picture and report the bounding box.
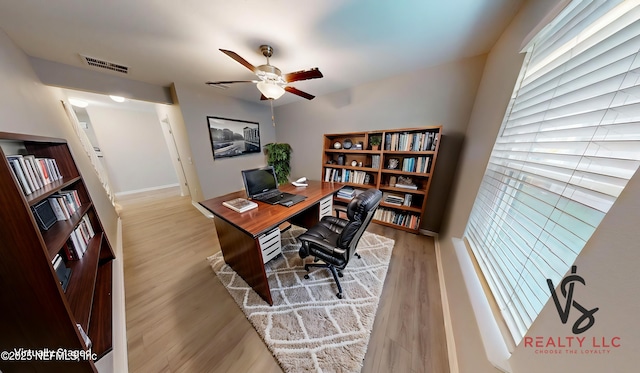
[547,266,599,334]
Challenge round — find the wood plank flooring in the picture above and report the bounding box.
[120,188,450,372]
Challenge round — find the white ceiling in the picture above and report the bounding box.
[0,0,523,106]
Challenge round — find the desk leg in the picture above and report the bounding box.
[214,218,273,306]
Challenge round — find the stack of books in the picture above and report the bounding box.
[337,187,356,200]
[383,192,404,206]
[223,198,258,213]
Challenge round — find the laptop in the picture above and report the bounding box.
[241,166,307,206]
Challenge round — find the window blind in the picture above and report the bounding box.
[464,0,640,344]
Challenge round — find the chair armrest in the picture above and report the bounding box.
[298,234,346,256]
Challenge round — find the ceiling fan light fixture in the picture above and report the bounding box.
[257,81,285,100]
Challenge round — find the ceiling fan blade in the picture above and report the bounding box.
[283,68,323,83]
[219,49,257,73]
[285,86,315,100]
[205,80,258,86]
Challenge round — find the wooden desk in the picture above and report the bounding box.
[199,181,344,305]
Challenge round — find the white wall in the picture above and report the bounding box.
[85,105,178,194]
[438,0,640,371]
[0,28,118,242]
[273,55,487,232]
[172,82,276,200]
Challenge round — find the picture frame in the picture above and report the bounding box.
[207,116,261,159]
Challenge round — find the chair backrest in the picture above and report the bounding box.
[337,188,382,260]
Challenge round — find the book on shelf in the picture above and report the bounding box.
[62,242,76,261]
[223,198,258,213]
[403,193,413,206]
[371,155,381,169]
[76,324,92,349]
[52,254,72,292]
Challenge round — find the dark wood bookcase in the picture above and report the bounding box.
[0,132,114,372]
[322,126,442,233]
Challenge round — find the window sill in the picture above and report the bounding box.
[452,237,512,373]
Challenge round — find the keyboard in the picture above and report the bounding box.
[256,191,297,204]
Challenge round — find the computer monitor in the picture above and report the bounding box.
[241,166,279,199]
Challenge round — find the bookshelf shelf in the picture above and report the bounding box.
[322,126,442,233]
[24,176,82,206]
[0,131,115,372]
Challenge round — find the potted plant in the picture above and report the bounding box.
[264,143,292,185]
[369,135,382,151]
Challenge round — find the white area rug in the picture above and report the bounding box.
[207,226,394,373]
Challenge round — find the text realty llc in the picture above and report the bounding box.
[524,336,621,355]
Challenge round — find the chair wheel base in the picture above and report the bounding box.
[337,293,343,299]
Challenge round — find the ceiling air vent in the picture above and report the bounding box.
[80,54,129,74]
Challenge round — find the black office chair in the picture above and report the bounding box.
[298,188,382,299]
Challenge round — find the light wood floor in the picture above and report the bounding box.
[120,188,450,373]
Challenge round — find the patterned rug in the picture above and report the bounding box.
[207,226,394,373]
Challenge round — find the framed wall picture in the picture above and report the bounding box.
[207,116,261,159]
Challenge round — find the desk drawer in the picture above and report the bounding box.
[258,227,282,264]
[319,195,333,219]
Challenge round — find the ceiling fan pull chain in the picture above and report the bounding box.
[270,99,276,127]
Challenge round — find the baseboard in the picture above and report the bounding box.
[111,217,129,373]
[419,228,438,236]
[114,183,180,197]
[435,238,459,373]
[192,200,214,219]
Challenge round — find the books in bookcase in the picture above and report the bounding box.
[5,154,61,196]
[324,167,372,185]
[384,131,438,151]
[66,214,96,259]
[223,198,258,213]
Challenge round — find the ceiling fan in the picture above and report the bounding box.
[206,45,323,100]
